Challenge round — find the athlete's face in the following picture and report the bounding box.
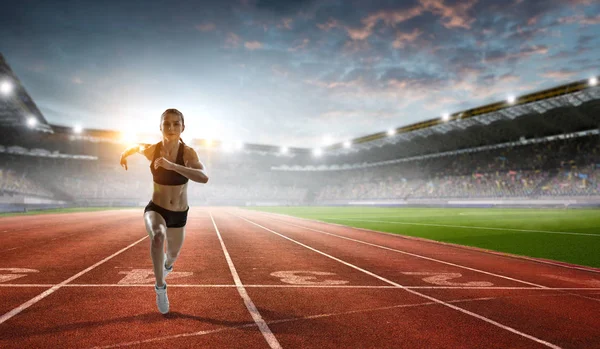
[160,113,184,139]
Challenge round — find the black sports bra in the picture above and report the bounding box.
[150,141,189,186]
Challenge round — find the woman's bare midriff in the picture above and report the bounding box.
[152,182,188,211]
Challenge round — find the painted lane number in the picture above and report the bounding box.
[271,271,349,285]
[0,268,39,283]
[402,272,494,287]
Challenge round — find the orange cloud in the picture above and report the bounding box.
[486,45,548,63]
[541,70,576,80]
[244,41,263,50]
[288,38,310,52]
[419,0,478,29]
[331,0,475,44]
[392,28,422,48]
[450,78,538,101]
[346,26,373,40]
[317,18,340,31]
[558,14,600,25]
[346,6,424,41]
[362,6,425,28]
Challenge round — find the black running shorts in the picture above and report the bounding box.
[144,201,189,228]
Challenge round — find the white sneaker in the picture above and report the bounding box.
[163,253,173,280]
[155,284,169,314]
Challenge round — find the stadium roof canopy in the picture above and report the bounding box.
[184,77,600,160]
[0,53,53,133]
[284,77,600,166]
[324,78,600,157]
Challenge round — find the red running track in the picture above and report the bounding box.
[0,207,599,348]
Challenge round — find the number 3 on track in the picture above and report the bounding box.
[403,272,493,287]
[271,271,349,285]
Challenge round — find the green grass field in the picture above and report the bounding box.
[3,205,599,268]
[247,206,600,268]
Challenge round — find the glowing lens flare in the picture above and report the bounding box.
[120,131,137,144]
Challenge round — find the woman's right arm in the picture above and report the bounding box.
[120,144,153,170]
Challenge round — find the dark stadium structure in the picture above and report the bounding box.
[1,51,599,211]
[0,54,52,133]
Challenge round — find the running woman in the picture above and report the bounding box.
[119,108,209,314]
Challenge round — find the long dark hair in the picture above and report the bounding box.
[161,108,185,145]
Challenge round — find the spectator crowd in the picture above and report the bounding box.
[1,134,599,204]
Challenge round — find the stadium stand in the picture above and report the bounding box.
[1,50,599,210]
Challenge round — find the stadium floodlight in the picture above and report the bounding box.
[1,80,13,95]
[387,129,396,136]
[205,139,213,146]
[235,141,244,150]
[507,95,516,105]
[27,117,37,128]
[343,140,351,149]
[280,146,288,154]
[590,77,598,86]
[442,113,450,122]
[313,148,323,157]
[73,125,83,134]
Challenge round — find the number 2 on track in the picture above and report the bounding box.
[271,271,349,285]
[402,272,493,286]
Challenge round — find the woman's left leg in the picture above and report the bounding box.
[165,226,186,269]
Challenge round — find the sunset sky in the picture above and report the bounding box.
[1,0,598,147]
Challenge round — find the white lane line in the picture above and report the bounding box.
[262,217,547,288]
[2,284,600,290]
[234,213,562,349]
[90,296,495,349]
[209,212,282,349]
[253,210,600,274]
[324,217,599,237]
[0,235,148,325]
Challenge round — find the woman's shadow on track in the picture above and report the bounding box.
[1,308,299,340]
[0,312,252,340]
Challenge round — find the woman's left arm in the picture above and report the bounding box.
[159,147,209,183]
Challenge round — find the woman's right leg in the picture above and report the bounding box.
[144,211,168,287]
